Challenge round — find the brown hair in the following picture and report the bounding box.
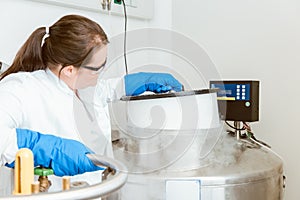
[0,14,108,80]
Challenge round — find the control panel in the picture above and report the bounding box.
[210,80,259,122]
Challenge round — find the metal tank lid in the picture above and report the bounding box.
[120,88,219,101]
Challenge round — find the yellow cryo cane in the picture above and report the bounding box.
[13,148,34,195]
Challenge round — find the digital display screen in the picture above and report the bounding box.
[210,83,250,101]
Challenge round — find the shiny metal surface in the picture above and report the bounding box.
[120,89,219,101]
[0,155,127,200]
[112,128,284,200]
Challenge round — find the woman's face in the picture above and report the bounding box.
[74,45,108,89]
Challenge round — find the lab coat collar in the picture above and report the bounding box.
[45,68,74,96]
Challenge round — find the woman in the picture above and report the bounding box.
[0,14,182,179]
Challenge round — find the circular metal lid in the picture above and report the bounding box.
[120,88,219,101]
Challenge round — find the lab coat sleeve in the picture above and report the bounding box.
[97,77,125,102]
[0,77,25,166]
[78,77,125,107]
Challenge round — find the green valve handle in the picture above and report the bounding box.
[34,167,54,176]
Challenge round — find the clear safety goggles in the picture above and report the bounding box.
[81,59,107,75]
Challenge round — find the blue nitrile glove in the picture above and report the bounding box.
[6,129,103,176]
[124,72,183,96]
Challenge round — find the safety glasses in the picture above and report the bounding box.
[81,59,107,74]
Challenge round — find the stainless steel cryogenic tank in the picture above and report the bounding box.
[112,128,284,200]
[112,89,284,200]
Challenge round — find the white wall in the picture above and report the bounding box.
[0,0,172,69]
[172,0,300,199]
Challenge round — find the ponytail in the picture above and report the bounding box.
[0,27,47,80]
[1,15,108,81]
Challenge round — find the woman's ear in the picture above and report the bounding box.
[61,65,77,78]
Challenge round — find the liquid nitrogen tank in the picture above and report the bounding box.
[111,89,284,200]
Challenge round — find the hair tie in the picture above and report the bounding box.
[45,26,49,35]
[41,26,50,47]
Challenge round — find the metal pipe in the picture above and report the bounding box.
[107,0,112,11]
[31,182,40,194]
[234,121,241,140]
[101,0,106,10]
[101,0,112,11]
[62,176,70,191]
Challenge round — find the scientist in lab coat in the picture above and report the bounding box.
[0,14,182,181]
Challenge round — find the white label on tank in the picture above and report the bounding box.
[166,180,200,200]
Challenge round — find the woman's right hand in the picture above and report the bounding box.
[6,129,103,176]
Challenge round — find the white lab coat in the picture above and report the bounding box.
[0,68,124,193]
